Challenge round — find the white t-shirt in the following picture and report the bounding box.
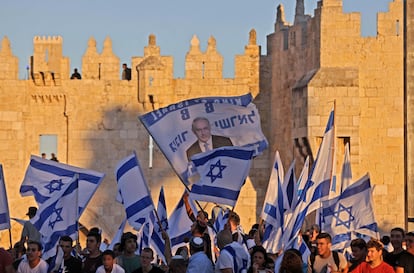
[96,264,125,273]
[17,259,48,273]
[215,242,250,273]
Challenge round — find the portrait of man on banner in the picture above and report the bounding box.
[186,116,233,160]
[139,93,268,184]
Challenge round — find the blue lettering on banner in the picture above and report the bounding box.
[169,131,189,152]
[214,110,256,129]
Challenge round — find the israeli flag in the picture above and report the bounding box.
[139,93,268,183]
[322,173,378,250]
[31,175,79,260]
[0,165,11,230]
[20,155,105,216]
[190,147,254,207]
[168,192,197,255]
[283,109,335,243]
[150,187,168,264]
[261,151,284,228]
[115,152,155,230]
[213,207,230,233]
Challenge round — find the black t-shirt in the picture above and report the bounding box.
[396,252,414,273]
[82,254,103,273]
[64,256,82,273]
[384,250,407,267]
[132,265,164,273]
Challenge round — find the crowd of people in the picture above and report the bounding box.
[0,207,413,273]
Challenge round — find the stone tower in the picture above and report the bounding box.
[31,36,70,85]
[406,0,414,228]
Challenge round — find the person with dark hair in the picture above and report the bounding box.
[132,248,163,273]
[381,236,393,253]
[279,249,304,273]
[53,236,82,273]
[348,239,367,272]
[307,233,348,273]
[122,64,131,81]
[96,250,125,273]
[186,237,213,273]
[113,243,122,258]
[0,247,14,273]
[247,246,268,273]
[395,231,414,273]
[215,229,250,273]
[115,232,141,273]
[17,241,47,273]
[82,230,103,273]
[384,227,406,267]
[352,239,394,273]
[11,242,25,270]
[20,207,41,245]
[70,68,82,80]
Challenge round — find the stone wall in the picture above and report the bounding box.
[267,0,405,233]
[0,30,264,245]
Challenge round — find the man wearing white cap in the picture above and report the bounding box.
[186,237,213,273]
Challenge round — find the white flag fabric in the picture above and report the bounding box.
[168,192,196,255]
[115,153,155,230]
[190,147,254,207]
[139,93,268,183]
[283,109,335,243]
[31,176,79,260]
[261,151,284,228]
[108,218,127,250]
[0,165,11,230]
[340,142,352,193]
[322,173,378,250]
[20,155,105,216]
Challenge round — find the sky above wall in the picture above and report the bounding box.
[0,0,392,79]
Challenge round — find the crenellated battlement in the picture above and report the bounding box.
[33,35,63,43]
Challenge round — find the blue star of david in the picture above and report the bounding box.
[157,218,169,232]
[48,207,63,229]
[45,179,64,194]
[333,203,355,229]
[206,160,227,183]
[299,180,315,202]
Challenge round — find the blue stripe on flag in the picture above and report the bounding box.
[43,223,78,254]
[325,111,334,133]
[332,232,352,245]
[139,94,253,126]
[340,178,370,199]
[192,149,254,167]
[125,195,153,218]
[191,184,239,201]
[115,157,136,181]
[30,160,101,184]
[264,203,277,219]
[171,231,192,246]
[0,213,8,224]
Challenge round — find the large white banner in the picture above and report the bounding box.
[139,93,268,183]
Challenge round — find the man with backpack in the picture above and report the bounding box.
[307,233,348,273]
